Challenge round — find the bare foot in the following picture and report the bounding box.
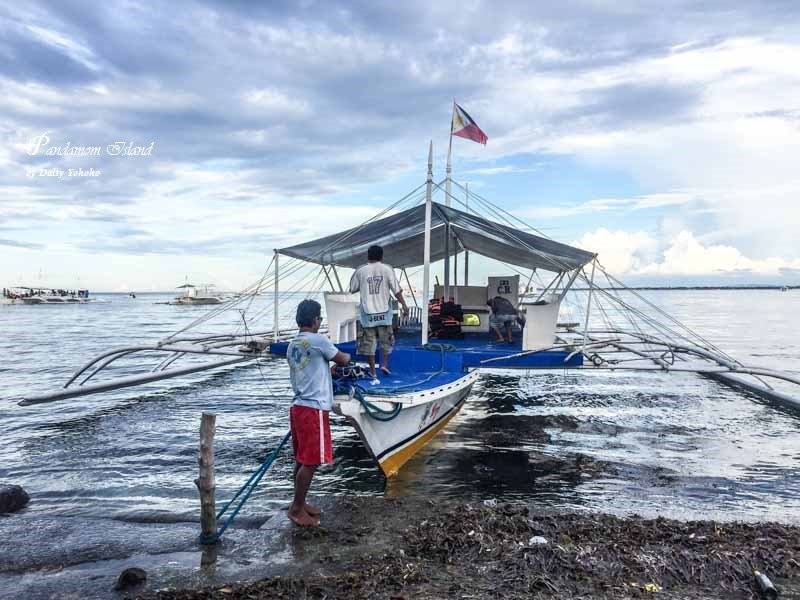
[288,509,320,527]
[304,502,321,517]
[380,367,392,376]
[495,337,505,343]
[369,370,377,379]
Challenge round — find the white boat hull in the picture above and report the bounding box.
[19,296,91,304]
[169,297,223,305]
[334,370,479,476]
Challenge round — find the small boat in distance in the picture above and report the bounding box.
[2,286,92,304]
[167,283,223,306]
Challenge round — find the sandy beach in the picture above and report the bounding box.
[112,497,800,600]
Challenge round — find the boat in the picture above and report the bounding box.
[166,283,223,306]
[2,286,92,304]
[17,141,800,479]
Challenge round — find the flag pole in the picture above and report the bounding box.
[445,100,454,208]
[421,141,433,346]
[443,101,454,299]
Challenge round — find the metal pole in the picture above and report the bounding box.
[322,265,336,291]
[464,183,469,286]
[558,267,583,301]
[453,246,458,303]
[580,258,597,356]
[402,267,418,307]
[535,272,564,303]
[445,100,454,207]
[444,102,455,299]
[273,250,279,342]
[518,268,535,307]
[422,141,433,346]
[444,223,451,300]
[330,265,344,292]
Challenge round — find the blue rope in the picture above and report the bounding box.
[200,430,291,545]
[333,379,401,421]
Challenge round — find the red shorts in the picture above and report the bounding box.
[290,405,333,466]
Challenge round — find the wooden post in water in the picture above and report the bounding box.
[195,412,217,543]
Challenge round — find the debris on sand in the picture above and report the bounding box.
[139,500,800,600]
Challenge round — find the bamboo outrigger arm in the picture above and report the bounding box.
[19,356,252,406]
[18,326,317,407]
[578,329,800,410]
[477,325,800,412]
[62,343,252,389]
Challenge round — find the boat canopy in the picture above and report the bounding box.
[279,201,594,272]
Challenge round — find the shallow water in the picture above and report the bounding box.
[1,289,799,534]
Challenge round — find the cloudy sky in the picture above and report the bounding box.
[2,0,799,291]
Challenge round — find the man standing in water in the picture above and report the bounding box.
[286,299,350,527]
[349,244,409,378]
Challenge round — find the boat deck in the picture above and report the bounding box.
[269,331,582,392]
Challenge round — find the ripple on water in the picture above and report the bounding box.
[1,290,800,527]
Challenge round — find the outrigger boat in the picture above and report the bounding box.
[164,283,224,306]
[2,286,92,304]
[18,142,800,478]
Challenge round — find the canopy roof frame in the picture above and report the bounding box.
[278,189,595,274]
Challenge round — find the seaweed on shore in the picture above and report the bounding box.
[138,501,800,600]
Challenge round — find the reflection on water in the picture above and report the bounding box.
[1,290,800,530]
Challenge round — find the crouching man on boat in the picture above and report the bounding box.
[487,296,524,343]
[349,244,409,378]
[286,299,350,527]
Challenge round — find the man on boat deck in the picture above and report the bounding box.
[286,299,350,527]
[349,244,409,378]
[487,296,523,343]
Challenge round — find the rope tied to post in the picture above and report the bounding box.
[200,430,291,545]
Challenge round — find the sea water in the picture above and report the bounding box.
[1,290,799,525]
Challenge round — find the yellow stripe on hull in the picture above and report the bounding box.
[378,398,466,477]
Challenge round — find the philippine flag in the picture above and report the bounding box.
[451,103,488,145]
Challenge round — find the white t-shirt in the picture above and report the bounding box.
[287,331,339,411]
[349,262,401,325]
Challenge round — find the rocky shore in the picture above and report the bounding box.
[136,497,800,600]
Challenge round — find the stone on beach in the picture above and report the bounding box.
[0,484,29,513]
[115,567,147,590]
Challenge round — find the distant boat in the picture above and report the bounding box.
[166,283,223,306]
[2,286,92,305]
[780,286,789,292]
[129,292,137,298]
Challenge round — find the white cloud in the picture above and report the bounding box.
[2,2,800,289]
[578,228,800,278]
[506,37,800,260]
[573,228,659,274]
[639,231,800,277]
[524,191,698,220]
[463,165,541,176]
[24,24,100,71]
